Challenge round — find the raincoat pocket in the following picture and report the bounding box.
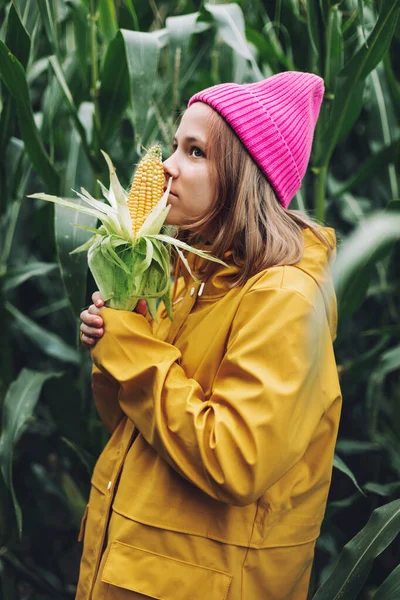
[101,539,232,599]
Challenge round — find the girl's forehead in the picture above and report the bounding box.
[177,103,215,135]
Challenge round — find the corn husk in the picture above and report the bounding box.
[28,149,227,320]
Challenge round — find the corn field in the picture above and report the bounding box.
[0,0,399,598]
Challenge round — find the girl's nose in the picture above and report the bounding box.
[163,155,178,180]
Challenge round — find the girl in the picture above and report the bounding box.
[78,71,342,600]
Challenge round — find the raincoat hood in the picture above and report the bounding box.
[182,225,338,341]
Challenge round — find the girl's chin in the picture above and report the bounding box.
[165,207,185,227]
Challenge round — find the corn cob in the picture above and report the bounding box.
[127,145,165,236]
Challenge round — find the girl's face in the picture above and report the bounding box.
[163,102,216,227]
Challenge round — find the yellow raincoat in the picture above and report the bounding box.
[76,225,342,600]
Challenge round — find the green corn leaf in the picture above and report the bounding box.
[120,28,160,144]
[373,563,400,600]
[37,0,60,58]
[65,0,89,79]
[47,55,93,165]
[175,246,199,283]
[205,3,252,60]
[333,213,400,310]
[313,499,400,599]
[325,6,343,92]
[148,234,229,267]
[306,0,321,69]
[41,54,81,138]
[331,139,400,198]
[5,302,80,365]
[98,0,118,44]
[4,262,58,292]
[333,454,365,496]
[0,42,59,191]
[73,187,114,215]
[368,66,399,201]
[27,193,107,222]
[98,31,130,144]
[0,369,63,536]
[5,3,31,68]
[320,0,400,164]
[69,234,96,254]
[363,481,400,498]
[204,3,263,79]
[166,12,199,76]
[55,197,98,318]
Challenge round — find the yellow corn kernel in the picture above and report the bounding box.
[127,145,164,235]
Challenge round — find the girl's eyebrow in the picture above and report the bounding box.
[173,135,205,145]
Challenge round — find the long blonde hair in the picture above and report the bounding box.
[175,107,334,287]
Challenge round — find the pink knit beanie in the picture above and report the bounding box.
[188,71,324,208]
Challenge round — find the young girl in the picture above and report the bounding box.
[78,71,342,600]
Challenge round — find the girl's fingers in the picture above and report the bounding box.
[80,332,97,348]
[92,291,104,307]
[88,303,103,317]
[80,309,103,327]
[80,323,104,338]
[135,299,148,316]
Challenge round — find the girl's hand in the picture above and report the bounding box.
[79,292,148,350]
[80,291,104,349]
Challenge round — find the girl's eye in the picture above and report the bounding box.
[190,146,204,158]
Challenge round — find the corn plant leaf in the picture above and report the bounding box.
[120,29,160,143]
[204,3,263,79]
[64,0,89,79]
[166,12,199,76]
[333,213,400,313]
[47,55,93,164]
[325,7,343,92]
[0,42,59,192]
[321,0,400,163]
[41,55,80,138]
[313,499,400,599]
[98,0,118,44]
[204,3,252,60]
[368,66,399,201]
[4,262,58,291]
[55,197,98,319]
[306,0,321,62]
[333,454,365,496]
[96,157,131,238]
[37,0,59,57]
[245,27,293,72]
[6,302,80,365]
[147,234,229,267]
[373,563,400,600]
[331,140,400,198]
[357,0,368,47]
[0,369,63,536]
[74,188,113,215]
[27,193,106,222]
[98,31,130,144]
[60,472,87,528]
[364,482,400,498]
[5,3,30,68]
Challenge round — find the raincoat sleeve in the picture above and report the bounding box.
[91,286,327,506]
[90,310,155,433]
[91,364,123,433]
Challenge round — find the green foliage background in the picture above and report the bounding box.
[0,0,399,598]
